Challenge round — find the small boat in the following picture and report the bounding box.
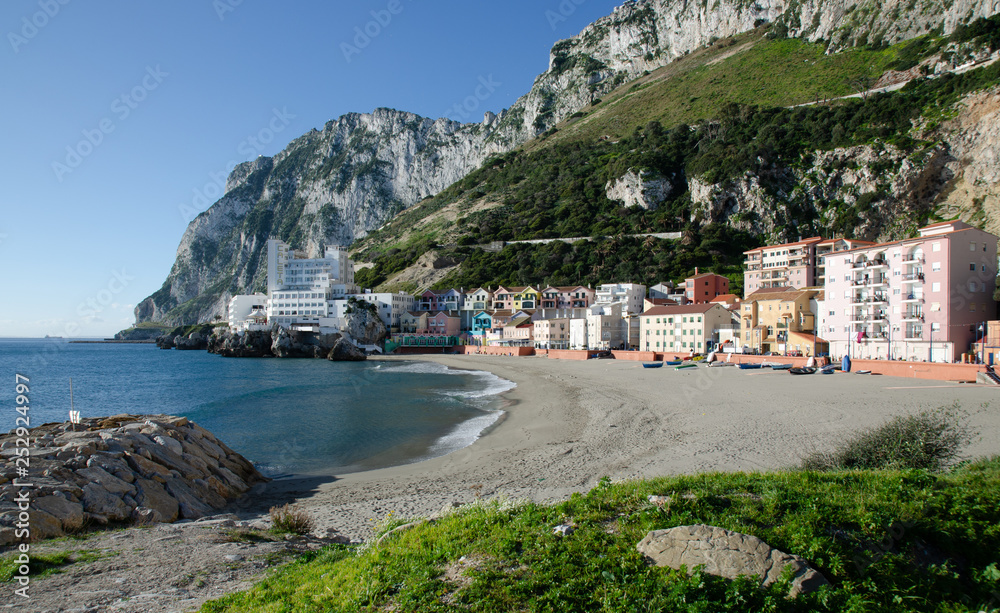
[708,362,733,367]
[820,365,837,375]
[643,362,664,369]
[789,367,817,375]
[769,364,793,370]
[856,369,872,374]
[675,363,698,370]
[738,363,762,370]
[665,359,683,366]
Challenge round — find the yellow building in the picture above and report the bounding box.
[740,287,819,355]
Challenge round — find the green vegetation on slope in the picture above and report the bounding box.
[202,460,1000,612]
[354,49,1000,293]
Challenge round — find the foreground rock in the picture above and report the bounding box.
[0,415,269,545]
[637,524,829,597]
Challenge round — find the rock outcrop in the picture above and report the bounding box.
[208,327,274,357]
[0,415,268,545]
[606,168,673,210]
[637,524,829,598]
[133,0,996,327]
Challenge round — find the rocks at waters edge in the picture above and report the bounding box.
[0,415,268,545]
[206,307,386,360]
[636,524,829,598]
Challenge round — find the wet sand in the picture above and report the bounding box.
[252,355,1000,541]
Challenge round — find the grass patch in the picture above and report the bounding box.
[0,550,113,582]
[802,405,975,471]
[202,464,1000,612]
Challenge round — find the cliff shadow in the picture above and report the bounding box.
[225,474,341,516]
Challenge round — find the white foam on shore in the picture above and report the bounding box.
[378,360,515,455]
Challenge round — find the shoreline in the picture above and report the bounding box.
[246,354,1000,541]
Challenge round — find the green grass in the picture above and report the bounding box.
[201,463,1000,612]
[527,32,907,151]
[0,550,113,582]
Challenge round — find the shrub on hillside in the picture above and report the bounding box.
[802,405,974,471]
[269,504,314,535]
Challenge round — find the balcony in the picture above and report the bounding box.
[901,272,925,284]
[902,256,924,265]
[902,312,925,322]
[902,294,924,303]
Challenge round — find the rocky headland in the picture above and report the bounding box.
[0,414,268,546]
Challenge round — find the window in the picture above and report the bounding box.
[971,242,977,251]
[971,263,977,271]
[971,303,977,312]
[893,288,901,295]
[970,281,978,293]
[829,310,835,316]
[931,242,941,252]
[931,323,941,331]
[932,282,941,292]
[932,262,941,271]
[930,302,941,312]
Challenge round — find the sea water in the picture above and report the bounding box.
[0,339,513,476]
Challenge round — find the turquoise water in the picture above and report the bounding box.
[0,339,512,476]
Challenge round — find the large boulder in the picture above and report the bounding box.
[328,337,366,361]
[637,524,829,598]
[342,301,387,346]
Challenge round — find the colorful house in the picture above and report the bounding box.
[540,286,594,309]
[416,289,462,312]
[492,286,540,311]
[640,303,733,354]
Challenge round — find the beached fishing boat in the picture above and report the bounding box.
[789,366,817,375]
[708,362,733,367]
[665,359,683,366]
[643,362,663,369]
[769,364,793,370]
[856,369,872,374]
[675,363,697,370]
[737,363,762,370]
[820,365,836,374]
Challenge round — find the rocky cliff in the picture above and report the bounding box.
[135,0,996,326]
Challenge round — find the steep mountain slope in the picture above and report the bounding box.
[136,0,997,325]
[352,21,1000,295]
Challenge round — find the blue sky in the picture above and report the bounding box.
[0,0,621,338]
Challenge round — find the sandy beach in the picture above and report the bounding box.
[239,355,1000,541]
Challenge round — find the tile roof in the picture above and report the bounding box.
[641,303,722,316]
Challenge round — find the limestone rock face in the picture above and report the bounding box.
[174,331,209,350]
[637,524,829,597]
[0,415,268,541]
[688,141,957,243]
[342,304,388,346]
[606,169,673,210]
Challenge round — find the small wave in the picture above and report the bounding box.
[428,409,505,455]
[378,361,517,399]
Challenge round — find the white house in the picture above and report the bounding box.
[595,283,647,315]
[265,239,358,330]
[227,294,268,332]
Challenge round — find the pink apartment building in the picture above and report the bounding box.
[743,237,874,297]
[823,221,998,362]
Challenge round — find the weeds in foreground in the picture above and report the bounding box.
[0,550,112,582]
[269,504,314,536]
[801,404,975,471]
